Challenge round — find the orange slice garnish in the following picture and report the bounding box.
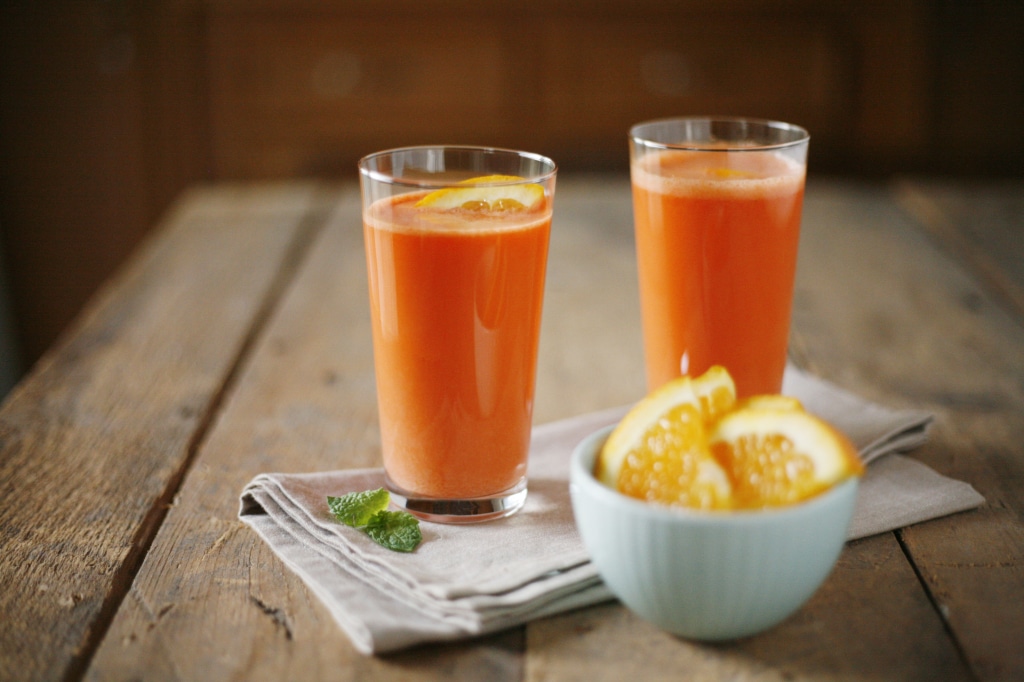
[415,175,544,211]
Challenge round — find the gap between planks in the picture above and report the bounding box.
[893,528,976,678]
[63,190,335,682]
[891,179,1024,681]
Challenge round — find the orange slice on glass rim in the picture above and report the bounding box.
[415,175,544,212]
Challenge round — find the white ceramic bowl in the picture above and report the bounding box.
[570,424,859,640]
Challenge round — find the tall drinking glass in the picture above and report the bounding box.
[358,146,556,523]
[629,117,809,398]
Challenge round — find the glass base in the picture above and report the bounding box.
[385,475,528,524]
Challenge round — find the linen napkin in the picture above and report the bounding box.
[779,366,985,540]
[239,365,984,654]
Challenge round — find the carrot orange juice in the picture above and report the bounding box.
[362,186,552,505]
[630,119,808,398]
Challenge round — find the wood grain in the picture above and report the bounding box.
[85,178,981,680]
[0,183,327,681]
[893,179,1024,324]
[793,180,1024,681]
[534,175,647,421]
[891,179,1024,682]
[527,535,969,681]
[4,177,1022,680]
[86,186,526,680]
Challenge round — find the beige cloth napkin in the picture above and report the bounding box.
[239,366,984,654]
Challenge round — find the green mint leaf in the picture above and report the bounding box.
[365,510,422,553]
[327,488,390,528]
[327,489,423,552]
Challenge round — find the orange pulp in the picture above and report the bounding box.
[363,191,551,498]
[631,149,805,398]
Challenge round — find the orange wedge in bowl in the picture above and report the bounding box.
[709,404,864,508]
[595,369,736,510]
[690,364,738,424]
[594,365,864,511]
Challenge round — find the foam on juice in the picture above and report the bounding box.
[631,149,804,201]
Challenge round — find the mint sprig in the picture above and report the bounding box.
[328,488,389,527]
[365,510,422,552]
[327,488,422,553]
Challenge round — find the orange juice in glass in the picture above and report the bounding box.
[629,118,809,398]
[358,147,556,523]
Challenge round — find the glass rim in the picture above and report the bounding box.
[630,116,810,152]
[358,145,558,188]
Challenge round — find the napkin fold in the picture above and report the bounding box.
[239,366,984,654]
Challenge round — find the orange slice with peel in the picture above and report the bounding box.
[595,365,863,510]
[415,175,544,211]
[691,364,737,423]
[595,368,736,510]
[709,404,864,508]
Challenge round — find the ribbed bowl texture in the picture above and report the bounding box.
[570,424,858,640]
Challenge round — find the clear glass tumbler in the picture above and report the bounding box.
[629,117,809,398]
[359,146,557,523]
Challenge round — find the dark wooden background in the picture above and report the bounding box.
[1,0,1022,383]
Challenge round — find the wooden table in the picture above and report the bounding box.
[1,177,1022,681]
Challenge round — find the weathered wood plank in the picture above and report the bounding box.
[0,183,327,682]
[792,180,1024,681]
[893,179,1024,323]
[83,178,1022,680]
[86,186,525,681]
[899,413,1024,682]
[86,186,374,681]
[527,534,968,681]
[534,174,647,421]
[793,181,1024,409]
[890,180,1024,682]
